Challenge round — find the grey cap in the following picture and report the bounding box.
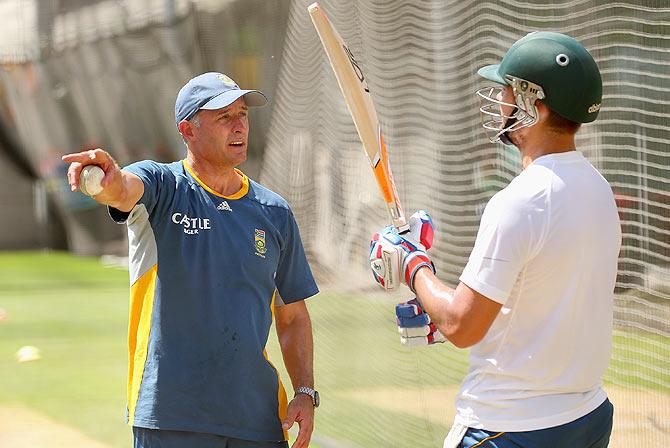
[174,72,267,124]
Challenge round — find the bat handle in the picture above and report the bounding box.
[388,204,409,234]
[396,223,410,235]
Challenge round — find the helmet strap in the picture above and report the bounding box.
[500,130,514,146]
[499,108,518,145]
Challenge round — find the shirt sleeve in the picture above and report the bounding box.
[108,160,169,224]
[459,191,546,304]
[274,209,319,304]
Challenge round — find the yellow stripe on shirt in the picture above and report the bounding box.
[182,160,249,199]
[264,289,289,441]
[127,264,158,425]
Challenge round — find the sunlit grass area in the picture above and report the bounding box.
[0,252,667,447]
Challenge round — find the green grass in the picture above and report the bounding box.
[266,293,470,447]
[0,252,131,447]
[0,252,668,447]
[607,330,670,391]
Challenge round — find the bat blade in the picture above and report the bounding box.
[308,2,408,232]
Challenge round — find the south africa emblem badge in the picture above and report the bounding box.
[254,229,267,258]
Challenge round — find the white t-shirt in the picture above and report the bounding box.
[456,151,621,432]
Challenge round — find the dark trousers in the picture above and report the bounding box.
[133,427,289,448]
[460,398,614,448]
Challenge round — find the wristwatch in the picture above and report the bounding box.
[295,386,320,408]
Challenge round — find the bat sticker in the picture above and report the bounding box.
[343,45,369,92]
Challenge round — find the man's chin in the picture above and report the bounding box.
[232,153,247,168]
[223,147,247,166]
[503,131,522,148]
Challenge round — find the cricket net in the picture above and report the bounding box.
[0,0,667,446]
[261,1,670,446]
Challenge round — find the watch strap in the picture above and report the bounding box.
[295,386,318,407]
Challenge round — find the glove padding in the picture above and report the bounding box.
[396,298,446,346]
[369,211,435,292]
[408,209,434,250]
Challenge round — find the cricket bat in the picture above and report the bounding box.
[308,2,409,233]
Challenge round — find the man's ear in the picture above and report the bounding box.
[535,101,551,122]
[178,119,195,140]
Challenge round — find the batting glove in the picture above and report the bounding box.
[369,210,435,292]
[396,298,446,346]
[408,209,434,250]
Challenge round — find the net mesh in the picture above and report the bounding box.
[0,0,288,254]
[0,0,667,446]
[261,0,670,446]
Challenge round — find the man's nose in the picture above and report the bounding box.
[231,116,246,132]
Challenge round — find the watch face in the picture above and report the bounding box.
[313,390,320,407]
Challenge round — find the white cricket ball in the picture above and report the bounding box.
[79,165,105,196]
[16,345,41,363]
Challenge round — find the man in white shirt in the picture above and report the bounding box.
[368,32,621,447]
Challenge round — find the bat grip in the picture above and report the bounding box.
[396,224,410,235]
[388,204,409,234]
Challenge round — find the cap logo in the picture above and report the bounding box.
[588,103,601,113]
[218,74,237,87]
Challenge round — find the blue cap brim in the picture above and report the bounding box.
[477,64,507,84]
[201,89,268,110]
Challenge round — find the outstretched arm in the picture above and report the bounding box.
[62,148,144,212]
[275,299,314,448]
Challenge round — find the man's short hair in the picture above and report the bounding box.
[546,108,581,134]
[190,111,201,128]
[180,111,202,146]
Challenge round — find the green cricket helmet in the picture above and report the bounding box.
[476,31,602,143]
